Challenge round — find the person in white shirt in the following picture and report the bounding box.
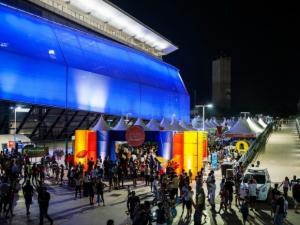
[247,178,258,211]
[238,183,247,206]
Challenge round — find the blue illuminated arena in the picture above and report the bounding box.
[0,4,190,122]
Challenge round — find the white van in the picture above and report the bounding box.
[241,168,271,201]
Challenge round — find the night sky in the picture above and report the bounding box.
[110,0,300,116]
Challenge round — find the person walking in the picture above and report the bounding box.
[127,191,140,220]
[22,180,34,215]
[156,202,167,225]
[279,177,290,199]
[60,164,64,185]
[248,178,258,211]
[74,174,82,199]
[38,187,53,225]
[96,178,107,206]
[240,199,249,225]
[209,178,216,211]
[5,186,15,218]
[274,191,285,225]
[194,187,207,225]
[292,179,300,213]
[88,180,95,205]
[184,186,194,220]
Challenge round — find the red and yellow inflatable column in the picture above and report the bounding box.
[75,130,88,170]
[183,131,198,179]
[173,132,184,174]
[75,130,97,171]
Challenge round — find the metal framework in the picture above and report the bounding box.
[29,108,51,139]
[16,106,34,134]
[56,110,78,139]
[43,109,66,140]
[27,0,178,57]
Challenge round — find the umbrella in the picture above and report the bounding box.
[156,156,168,164]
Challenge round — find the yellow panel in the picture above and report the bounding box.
[183,155,198,179]
[75,130,88,166]
[184,131,198,144]
[184,143,197,156]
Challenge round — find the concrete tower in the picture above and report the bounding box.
[212,56,231,110]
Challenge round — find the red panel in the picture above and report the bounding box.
[173,133,184,174]
[87,131,97,163]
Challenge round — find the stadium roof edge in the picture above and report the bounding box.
[27,0,178,57]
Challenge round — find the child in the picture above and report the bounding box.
[240,200,249,225]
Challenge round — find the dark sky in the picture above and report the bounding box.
[110,0,300,115]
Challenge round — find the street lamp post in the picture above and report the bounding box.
[195,104,213,130]
[12,106,30,134]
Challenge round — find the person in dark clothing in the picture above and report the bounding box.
[89,181,95,205]
[60,164,64,185]
[88,158,94,172]
[240,200,249,225]
[96,179,107,206]
[23,180,34,215]
[5,186,15,218]
[127,191,140,220]
[224,177,235,210]
[38,187,53,225]
[156,202,167,225]
[271,183,279,217]
[274,191,285,225]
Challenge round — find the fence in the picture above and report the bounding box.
[236,123,273,169]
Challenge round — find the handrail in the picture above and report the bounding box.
[236,122,273,169]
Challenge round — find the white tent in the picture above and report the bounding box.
[134,118,150,131]
[179,120,195,130]
[221,118,227,127]
[191,116,202,129]
[0,134,31,144]
[204,119,214,129]
[146,119,160,131]
[211,118,219,126]
[225,118,256,138]
[92,115,110,131]
[112,117,128,130]
[253,118,265,129]
[258,118,267,128]
[160,118,173,130]
[170,118,185,131]
[246,117,264,134]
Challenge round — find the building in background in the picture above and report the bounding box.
[212,56,231,110]
[0,0,189,147]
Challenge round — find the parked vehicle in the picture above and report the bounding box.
[241,168,271,201]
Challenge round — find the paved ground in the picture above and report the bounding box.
[1,120,300,225]
[255,120,300,183]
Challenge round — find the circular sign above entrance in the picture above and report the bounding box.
[126,125,145,147]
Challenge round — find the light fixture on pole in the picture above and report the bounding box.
[12,106,30,134]
[195,104,213,130]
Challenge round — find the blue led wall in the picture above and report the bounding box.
[0,4,190,122]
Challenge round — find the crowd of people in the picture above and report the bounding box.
[0,151,54,224]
